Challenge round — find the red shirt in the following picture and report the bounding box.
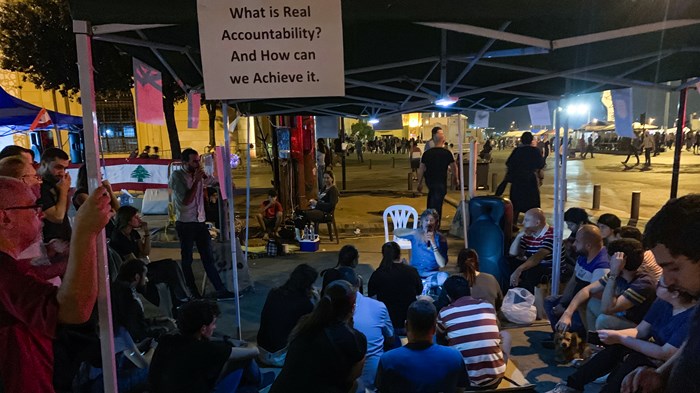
[262,200,283,219]
[0,252,59,393]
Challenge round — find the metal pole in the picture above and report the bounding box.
[369,159,372,170]
[670,87,688,199]
[340,119,347,190]
[468,141,477,199]
[562,112,569,202]
[457,115,468,247]
[51,90,63,149]
[491,173,497,191]
[592,184,601,210]
[244,116,252,262]
[631,191,641,222]
[270,116,281,192]
[551,102,562,295]
[74,20,117,393]
[408,172,414,191]
[222,103,243,339]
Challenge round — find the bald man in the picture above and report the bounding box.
[508,208,557,293]
[0,176,113,392]
[544,224,610,336]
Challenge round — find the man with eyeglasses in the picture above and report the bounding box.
[0,155,42,189]
[37,148,72,242]
[0,176,113,392]
[169,148,232,299]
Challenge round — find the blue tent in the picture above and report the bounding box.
[0,87,82,136]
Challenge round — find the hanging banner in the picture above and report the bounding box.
[315,116,339,138]
[527,102,551,126]
[601,90,615,122]
[474,111,489,128]
[133,59,165,125]
[611,88,634,138]
[214,146,228,200]
[187,91,202,129]
[197,0,345,99]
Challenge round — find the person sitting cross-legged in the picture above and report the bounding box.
[255,189,283,239]
[508,208,558,294]
[546,277,696,393]
[437,276,511,390]
[375,300,468,393]
[556,238,657,334]
[544,225,610,340]
[149,299,272,393]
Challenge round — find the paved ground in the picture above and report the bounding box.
[138,148,700,392]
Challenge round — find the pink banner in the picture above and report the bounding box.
[133,58,165,125]
[215,146,228,200]
[187,91,201,128]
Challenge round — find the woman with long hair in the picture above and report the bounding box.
[257,264,319,366]
[270,280,367,393]
[110,205,193,313]
[455,248,503,312]
[367,242,422,334]
[297,170,339,229]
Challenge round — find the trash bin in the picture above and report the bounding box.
[476,161,489,189]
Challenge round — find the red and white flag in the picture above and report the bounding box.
[133,58,165,125]
[29,108,52,131]
[187,91,201,129]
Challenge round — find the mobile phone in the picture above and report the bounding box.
[586,331,605,346]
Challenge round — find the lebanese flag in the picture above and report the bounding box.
[29,108,52,131]
[133,58,165,125]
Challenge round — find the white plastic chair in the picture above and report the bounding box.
[383,205,419,250]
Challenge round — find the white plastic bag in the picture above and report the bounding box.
[501,288,537,325]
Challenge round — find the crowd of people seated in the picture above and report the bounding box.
[2,141,699,393]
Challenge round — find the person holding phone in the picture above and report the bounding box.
[546,276,696,393]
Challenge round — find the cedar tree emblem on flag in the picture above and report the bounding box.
[29,108,53,131]
[133,58,165,125]
[131,165,151,182]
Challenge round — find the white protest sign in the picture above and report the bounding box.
[197,0,345,100]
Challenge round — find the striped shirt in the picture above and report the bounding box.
[597,271,657,324]
[438,296,505,388]
[519,225,555,266]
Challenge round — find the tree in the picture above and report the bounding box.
[350,120,375,141]
[130,165,151,182]
[0,0,185,158]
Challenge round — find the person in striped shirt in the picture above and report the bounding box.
[509,208,556,293]
[438,276,511,389]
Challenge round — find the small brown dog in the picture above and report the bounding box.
[554,331,589,363]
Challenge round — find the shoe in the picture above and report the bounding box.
[544,383,582,393]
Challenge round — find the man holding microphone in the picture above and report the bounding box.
[169,148,232,298]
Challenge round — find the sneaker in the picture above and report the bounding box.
[544,383,582,393]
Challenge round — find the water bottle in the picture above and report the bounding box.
[310,225,315,241]
[304,225,310,240]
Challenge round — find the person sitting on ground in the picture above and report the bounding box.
[0,177,112,392]
[296,170,339,229]
[546,277,696,393]
[545,225,610,337]
[610,225,662,281]
[509,208,558,294]
[438,276,511,389]
[367,242,423,336]
[257,263,319,367]
[375,299,468,393]
[562,207,593,270]
[111,259,176,343]
[336,267,394,393]
[150,146,160,159]
[256,189,283,239]
[597,213,622,246]
[394,209,449,296]
[138,145,151,159]
[556,238,657,333]
[270,280,367,393]
[321,244,364,294]
[110,206,193,309]
[149,299,271,393]
[458,248,503,311]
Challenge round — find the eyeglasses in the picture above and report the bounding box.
[21,174,42,183]
[2,204,41,213]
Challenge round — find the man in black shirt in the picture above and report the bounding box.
[37,148,72,242]
[149,300,270,393]
[417,132,458,223]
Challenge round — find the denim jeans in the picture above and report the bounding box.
[175,221,225,295]
[566,344,655,392]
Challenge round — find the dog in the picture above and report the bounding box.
[553,331,589,364]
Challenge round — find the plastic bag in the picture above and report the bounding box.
[501,288,537,325]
